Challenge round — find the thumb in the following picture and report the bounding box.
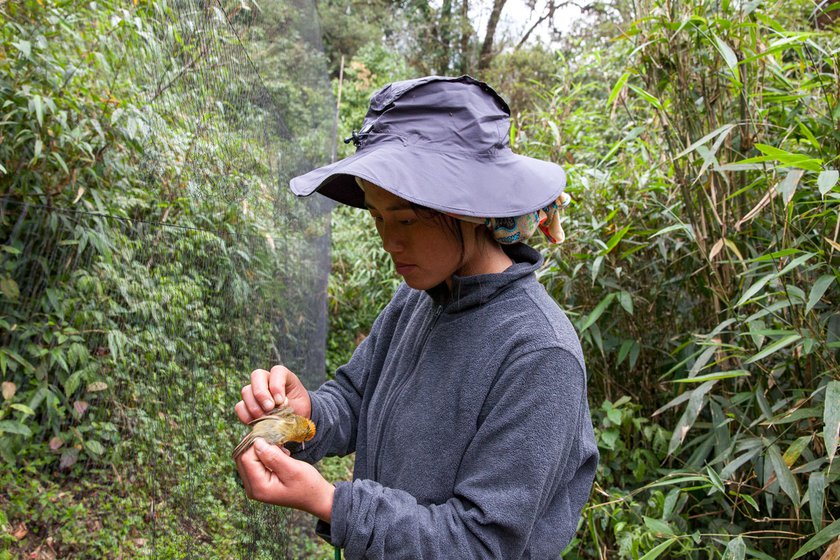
[253,437,290,471]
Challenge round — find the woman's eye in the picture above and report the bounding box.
[399,219,416,226]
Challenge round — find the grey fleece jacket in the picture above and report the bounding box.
[294,243,598,559]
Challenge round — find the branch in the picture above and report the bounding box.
[514,0,584,50]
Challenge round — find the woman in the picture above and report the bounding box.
[234,75,598,559]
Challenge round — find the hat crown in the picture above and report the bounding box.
[358,76,512,153]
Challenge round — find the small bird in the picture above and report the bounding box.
[232,406,316,460]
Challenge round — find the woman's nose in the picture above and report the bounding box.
[380,224,404,254]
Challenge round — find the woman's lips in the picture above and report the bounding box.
[395,263,417,275]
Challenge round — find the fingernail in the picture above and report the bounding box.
[254,438,268,452]
[273,394,284,406]
[262,399,274,410]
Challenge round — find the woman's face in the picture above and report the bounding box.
[361,181,487,291]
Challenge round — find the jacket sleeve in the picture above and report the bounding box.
[327,347,599,559]
[291,286,407,464]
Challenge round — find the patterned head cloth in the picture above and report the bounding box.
[450,192,572,245]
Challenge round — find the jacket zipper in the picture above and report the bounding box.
[372,303,444,480]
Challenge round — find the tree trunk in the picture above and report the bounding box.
[436,0,453,74]
[458,0,470,74]
[477,0,506,71]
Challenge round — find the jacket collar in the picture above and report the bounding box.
[426,243,543,311]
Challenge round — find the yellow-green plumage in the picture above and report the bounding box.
[232,406,316,460]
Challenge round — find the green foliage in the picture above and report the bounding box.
[515,0,840,556]
[327,204,399,373]
[1,0,332,556]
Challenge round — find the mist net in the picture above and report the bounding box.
[1,0,334,556]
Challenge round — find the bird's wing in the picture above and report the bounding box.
[232,432,256,460]
[247,405,295,427]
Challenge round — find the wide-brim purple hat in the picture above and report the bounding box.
[289,75,566,219]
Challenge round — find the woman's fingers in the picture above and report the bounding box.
[235,450,256,498]
[239,383,263,421]
[250,368,276,412]
[237,365,309,427]
[234,400,250,424]
[268,365,291,407]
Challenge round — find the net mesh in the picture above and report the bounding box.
[1,0,333,556]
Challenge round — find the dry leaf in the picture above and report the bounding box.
[59,448,79,470]
[735,185,776,230]
[12,522,27,540]
[2,381,15,400]
[86,382,108,392]
[73,401,89,416]
[821,537,840,560]
[709,238,725,260]
[49,437,64,451]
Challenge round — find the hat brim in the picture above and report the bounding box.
[289,144,566,218]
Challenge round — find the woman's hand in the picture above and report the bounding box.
[235,438,335,522]
[236,365,311,423]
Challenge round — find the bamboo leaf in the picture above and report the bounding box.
[675,123,736,159]
[753,144,823,171]
[31,95,44,127]
[808,472,825,532]
[644,475,711,491]
[668,380,716,455]
[778,169,805,205]
[639,538,677,560]
[723,536,746,560]
[672,370,749,383]
[744,334,801,364]
[735,273,775,307]
[799,123,820,150]
[712,34,739,75]
[653,390,691,416]
[792,519,840,558]
[650,223,693,239]
[735,186,777,230]
[629,340,640,369]
[766,441,801,507]
[579,293,615,333]
[601,225,631,255]
[723,238,745,267]
[617,339,633,365]
[627,84,663,111]
[825,381,840,465]
[689,345,719,378]
[618,291,633,315]
[818,170,839,195]
[706,465,726,495]
[607,72,631,108]
[783,435,812,466]
[806,275,835,313]
[777,252,816,277]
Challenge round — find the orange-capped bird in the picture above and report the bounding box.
[232,406,316,460]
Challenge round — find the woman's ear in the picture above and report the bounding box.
[459,219,484,241]
[463,219,498,251]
